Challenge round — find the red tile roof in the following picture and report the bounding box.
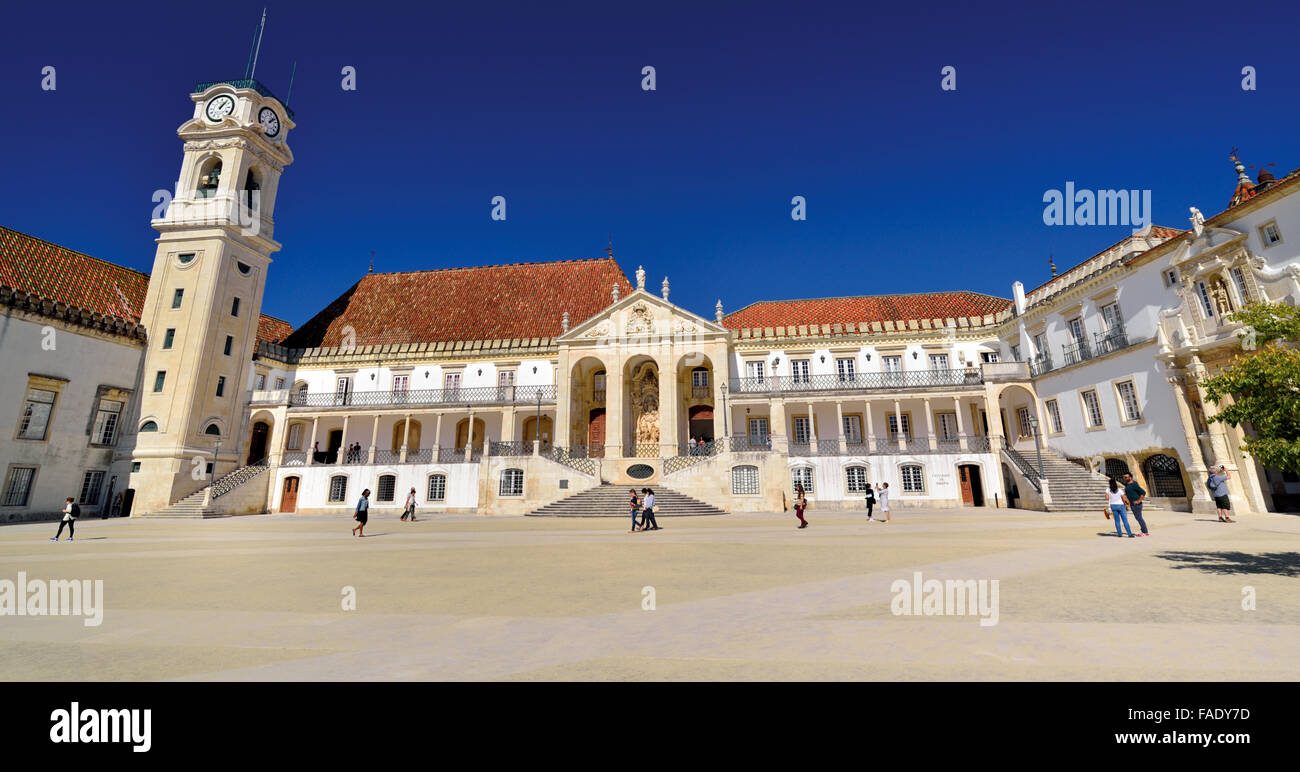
[280,258,633,348]
[0,225,291,343]
[723,291,1011,331]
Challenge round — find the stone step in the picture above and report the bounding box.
[527,484,727,517]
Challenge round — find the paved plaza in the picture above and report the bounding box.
[1,506,1298,681]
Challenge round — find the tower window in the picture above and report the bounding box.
[172,289,184,308]
[196,158,222,199]
[204,424,221,436]
[178,252,195,264]
[224,335,233,356]
[236,261,251,275]
[153,371,166,392]
[242,169,261,210]
[163,329,175,349]
[231,297,241,317]
[216,376,226,397]
[139,421,158,433]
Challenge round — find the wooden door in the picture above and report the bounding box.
[588,409,606,456]
[281,477,299,513]
[959,466,974,506]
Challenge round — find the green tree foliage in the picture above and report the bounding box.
[1202,302,1300,473]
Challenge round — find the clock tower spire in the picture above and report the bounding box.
[125,80,295,514]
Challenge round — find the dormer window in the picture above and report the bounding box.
[196,158,222,199]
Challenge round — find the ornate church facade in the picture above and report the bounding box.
[2,80,1298,521]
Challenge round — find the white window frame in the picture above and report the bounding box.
[1081,388,1105,429]
[328,475,349,503]
[91,399,123,446]
[427,473,447,502]
[936,412,958,440]
[886,413,910,439]
[835,357,855,381]
[1259,220,1283,248]
[1045,399,1063,434]
[900,464,926,494]
[790,359,810,383]
[17,388,57,441]
[1017,406,1033,439]
[928,353,950,370]
[845,465,868,493]
[748,417,769,443]
[1115,380,1142,423]
[792,416,812,445]
[376,474,396,503]
[499,468,524,497]
[791,466,814,494]
[745,360,765,383]
[731,465,759,495]
[1100,302,1122,333]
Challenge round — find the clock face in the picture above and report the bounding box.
[258,107,281,138]
[205,95,236,122]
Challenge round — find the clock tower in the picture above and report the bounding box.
[126,80,295,514]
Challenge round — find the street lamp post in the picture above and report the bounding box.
[720,382,729,441]
[210,438,222,487]
[1026,415,1044,479]
[535,388,542,448]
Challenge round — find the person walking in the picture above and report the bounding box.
[793,483,809,528]
[1121,472,1148,536]
[639,488,660,531]
[1206,465,1235,522]
[51,497,79,541]
[627,488,642,533]
[877,483,891,523]
[864,481,877,521]
[1107,478,1133,537]
[352,489,371,536]
[402,487,418,521]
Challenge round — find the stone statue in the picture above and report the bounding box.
[612,284,620,303]
[1189,206,1205,237]
[636,265,646,290]
[1213,280,1232,315]
[631,365,660,444]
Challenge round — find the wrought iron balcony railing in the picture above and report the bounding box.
[1061,339,1093,366]
[729,435,772,453]
[728,368,980,395]
[291,384,557,409]
[1028,354,1055,378]
[1092,326,1130,357]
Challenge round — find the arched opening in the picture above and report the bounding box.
[688,404,714,444]
[292,381,309,406]
[996,384,1040,451]
[392,419,422,452]
[454,417,486,452]
[1104,457,1131,480]
[242,167,261,210]
[248,420,270,464]
[568,356,608,453]
[139,420,159,433]
[1001,462,1019,508]
[196,157,222,199]
[521,415,554,448]
[1143,453,1186,498]
[204,423,221,437]
[624,356,661,456]
[376,474,397,503]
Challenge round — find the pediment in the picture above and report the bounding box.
[558,289,728,344]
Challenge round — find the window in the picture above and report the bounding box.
[835,358,855,381]
[792,416,812,445]
[328,476,348,503]
[335,377,351,405]
[91,399,123,445]
[886,413,910,439]
[1100,303,1122,332]
[139,421,158,432]
[376,475,396,503]
[255,374,266,391]
[1081,389,1104,428]
[936,412,958,440]
[1230,267,1253,305]
[274,377,285,390]
[500,468,524,497]
[230,297,241,317]
[172,288,184,308]
[845,465,868,493]
[1259,220,1282,247]
[393,374,410,401]
[216,376,226,397]
[427,474,447,501]
[17,388,56,440]
[980,351,1000,363]
[791,359,810,383]
[444,372,461,393]
[1116,380,1141,422]
[131,462,141,472]
[791,466,814,494]
[178,252,195,264]
[731,465,759,495]
[79,471,105,506]
[1164,268,1179,288]
[1045,399,1063,434]
[496,370,514,399]
[842,415,863,443]
[691,369,709,388]
[296,382,309,404]
[1143,454,1186,498]
[2,466,37,506]
[1196,281,1215,318]
[746,360,765,382]
[1010,344,1022,362]
[901,464,925,493]
[204,424,221,436]
[748,417,769,443]
[224,335,233,356]
[1017,406,1033,439]
[1033,333,1048,358]
[163,328,176,349]
[236,261,251,275]
[153,371,166,392]
[928,353,949,370]
[1067,317,1085,344]
[286,423,304,450]
[1104,458,1131,480]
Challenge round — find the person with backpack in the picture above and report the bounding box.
[864,481,877,521]
[401,487,418,522]
[51,497,79,541]
[1207,465,1235,522]
[1107,478,1134,537]
[352,489,371,537]
[1121,472,1149,536]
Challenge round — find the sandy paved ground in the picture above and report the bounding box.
[1,506,1297,681]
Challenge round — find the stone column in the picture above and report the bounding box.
[658,363,678,457]
[864,399,875,451]
[555,363,571,449]
[341,415,350,463]
[368,414,379,463]
[1167,372,1213,512]
[605,364,624,458]
[502,405,517,446]
[924,398,936,450]
[954,396,968,450]
[984,389,1004,447]
[465,410,476,457]
[400,413,412,463]
[306,416,319,465]
[894,399,905,451]
[1190,355,1233,467]
[835,400,847,453]
[807,402,818,449]
[770,398,788,453]
[433,413,444,458]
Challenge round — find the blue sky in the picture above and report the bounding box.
[2,0,1297,326]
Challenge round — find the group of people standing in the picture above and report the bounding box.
[628,488,660,532]
[343,442,365,463]
[790,480,892,529]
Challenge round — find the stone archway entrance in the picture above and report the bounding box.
[248,421,270,464]
[688,404,714,443]
[588,409,606,457]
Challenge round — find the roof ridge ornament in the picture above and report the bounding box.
[636,265,645,290]
[661,276,670,301]
[612,284,620,304]
[715,299,724,323]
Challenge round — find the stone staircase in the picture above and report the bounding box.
[140,462,270,518]
[1036,448,1111,511]
[526,483,727,518]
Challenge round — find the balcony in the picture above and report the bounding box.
[289,384,557,409]
[728,368,980,395]
[691,385,711,399]
[1028,354,1055,378]
[1093,325,1130,357]
[1061,339,1092,366]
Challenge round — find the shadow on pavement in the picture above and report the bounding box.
[1154,550,1300,577]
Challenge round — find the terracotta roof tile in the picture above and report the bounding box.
[0,224,290,343]
[723,291,1010,332]
[280,258,632,348]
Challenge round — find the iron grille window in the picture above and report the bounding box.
[845,466,868,493]
[376,475,396,503]
[1104,458,1131,480]
[791,467,814,494]
[427,474,447,501]
[732,465,759,495]
[500,468,524,497]
[18,388,56,440]
[3,466,36,506]
[901,464,925,493]
[1143,454,1186,498]
[79,470,105,506]
[328,476,348,503]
